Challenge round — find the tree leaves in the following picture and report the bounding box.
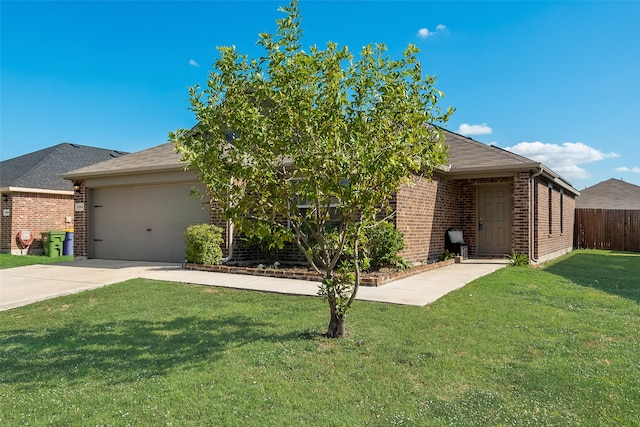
[171,0,453,330]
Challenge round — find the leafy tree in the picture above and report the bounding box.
[171,0,453,338]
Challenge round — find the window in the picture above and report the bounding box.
[560,189,564,234]
[289,178,343,208]
[548,183,553,235]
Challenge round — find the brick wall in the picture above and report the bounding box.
[64,171,573,265]
[534,177,575,261]
[65,171,536,265]
[394,174,462,263]
[512,172,531,255]
[73,185,88,258]
[0,192,73,254]
[394,174,536,263]
[0,194,12,252]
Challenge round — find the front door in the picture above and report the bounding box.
[477,185,512,255]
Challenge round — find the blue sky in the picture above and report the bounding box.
[2,1,639,189]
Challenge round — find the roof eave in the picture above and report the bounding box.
[0,186,74,196]
[61,163,187,180]
[447,161,540,176]
[446,162,580,196]
[538,164,580,196]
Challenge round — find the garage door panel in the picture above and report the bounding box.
[91,183,210,262]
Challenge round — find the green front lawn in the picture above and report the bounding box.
[0,253,73,269]
[1,250,639,425]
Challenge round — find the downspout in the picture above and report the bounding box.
[222,220,234,263]
[529,167,544,263]
[222,177,234,263]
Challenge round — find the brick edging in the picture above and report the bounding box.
[182,258,456,287]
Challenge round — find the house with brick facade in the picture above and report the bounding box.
[391,130,579,264]
[1,143,127,254]
[63,129,579,264]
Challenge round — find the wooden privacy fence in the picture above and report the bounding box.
[574,209,640,253]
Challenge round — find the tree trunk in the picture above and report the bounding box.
[325,288,345,338]
[325,311,345,338]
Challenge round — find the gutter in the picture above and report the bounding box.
[221,177,235,263]
[447,162,541,176]
[0,186,74,196]
[61,163,185,180]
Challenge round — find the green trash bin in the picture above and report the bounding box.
[43,231,65,257]
[42,232,50,256]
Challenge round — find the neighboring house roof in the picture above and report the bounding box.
[1,143,127,192]
[63,129,579,195]
[576,178,640,209]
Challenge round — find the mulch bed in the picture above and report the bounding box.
[183,258,456,287]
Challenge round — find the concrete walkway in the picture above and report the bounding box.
[0,258,507,311]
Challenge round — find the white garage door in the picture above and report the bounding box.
[90,183,210,262]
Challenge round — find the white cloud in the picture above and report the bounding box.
[505,141,619,179]
[417,28,431,38]
[457,123,493,136]
[616,166,640,173]
[417,24,447,39]
[189,59,200,67]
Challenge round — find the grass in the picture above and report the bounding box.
[0,253,73,269]
[1,249,639,425]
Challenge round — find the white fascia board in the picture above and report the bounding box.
[0,186,74,196]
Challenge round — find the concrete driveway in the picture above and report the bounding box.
[0,260,181,311]
[1,258,506,311]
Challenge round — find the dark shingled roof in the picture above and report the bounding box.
[576,178,640,209]
[441,128,538,172]
[65,130,540,177]
[1,143,128,191]
[62,143,182,179]
[62,128,578,195]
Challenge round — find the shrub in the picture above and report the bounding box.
[305,221,409,272]
[365,221,406,271]
[439,249,455,262]
[243,233,281,263]
[507,252,529,267]
[184,224,224,265]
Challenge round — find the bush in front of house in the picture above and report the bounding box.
[309,221,408,272]
[184,224,224,265]
[507,252,530,267]
[365,221,408,270]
